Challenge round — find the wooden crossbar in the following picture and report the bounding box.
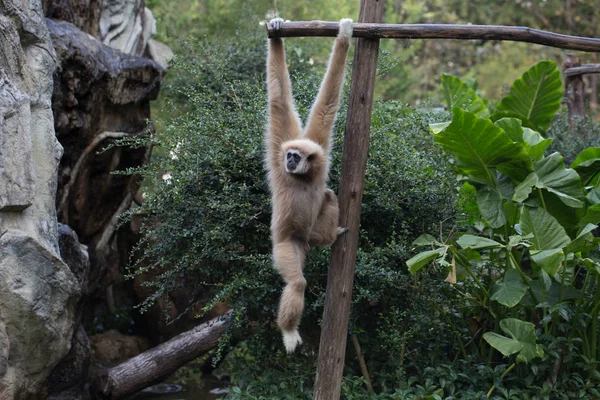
[266,21,600,52]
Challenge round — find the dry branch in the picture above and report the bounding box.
[266,21,600,52]
[564,64,600,77]
[57,130,145,223]
[90,311,231,399]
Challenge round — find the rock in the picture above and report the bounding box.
[58,223,90,293]
[146,39,174,69]
[47,225,91,398]
[48,18,162,245]
[47,326,90,397]
[0,230,80,399]
[100,0,156,56]
[89,330,149,365]
[43,0,103,37]
[0,0,81,397]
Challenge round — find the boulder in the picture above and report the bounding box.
[0,231,80,399]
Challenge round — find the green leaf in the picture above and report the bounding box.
[483,332,523,357]
[494,117,524,143]
[534,153,584,208]
[497,61,563,132]
[484,318,544,362]
[441,74,490,118]
[520,207,571,250]
[571,147,600,186]
[522,128,552,161]
[456,234,502,250]
[477,186,507,228]
[406,248,446,275]
[413,234,439,247]
[530,248,564,276]
[491,268,528,307]
[580,204,600,227]
[433,108,529,185]
[512,153,584,208]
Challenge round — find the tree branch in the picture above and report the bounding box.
[58,130,145,224]
[266,21,600,52]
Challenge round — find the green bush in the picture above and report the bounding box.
[121,32,459,396]
[409,61,600,398]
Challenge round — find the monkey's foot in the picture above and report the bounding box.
[338,18,353,39]
[337,227,349,236]
[282,329,303,354]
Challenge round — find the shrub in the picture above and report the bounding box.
[120,32,459,396]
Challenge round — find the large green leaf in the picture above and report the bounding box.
[530,248,564,276]
[571,147,600,186]
[512,153,584,208]
[580,204,600,227]
[441,74,490,118]
[433,108,528,184]
[457,234,502,250]
[406,248,446,275]
[491,268,528,307]
[497,61,562,132]
[522,128,552,161]
[477,186,507,228]
[520,206,571,250]
[483,318,544,362]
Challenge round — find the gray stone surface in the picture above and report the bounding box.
[0,230,80,399]
[0,0,81,398]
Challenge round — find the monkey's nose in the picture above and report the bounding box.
[287,160,297,170]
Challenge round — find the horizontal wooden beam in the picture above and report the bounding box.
[564,64,600,77]
[265,21,600,52]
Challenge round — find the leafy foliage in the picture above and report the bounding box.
[409,61,600,398]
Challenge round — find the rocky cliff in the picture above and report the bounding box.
[0,0,167,397]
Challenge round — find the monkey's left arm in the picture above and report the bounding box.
[304,19,353,153]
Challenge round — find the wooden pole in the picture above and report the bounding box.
[563,55,586,128]
[266,21,600,52]
[313,1,383,399]
[564,64,600,77]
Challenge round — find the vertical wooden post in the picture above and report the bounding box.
[313,1,384,399]
[562,54,585,129]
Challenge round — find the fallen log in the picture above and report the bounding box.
[90,311,231,399]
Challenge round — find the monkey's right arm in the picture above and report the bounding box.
[267,19,302,166]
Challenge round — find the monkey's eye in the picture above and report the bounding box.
[307,154,314,161]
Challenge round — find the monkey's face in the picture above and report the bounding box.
[285,149,312,174]
[282,139,325,177]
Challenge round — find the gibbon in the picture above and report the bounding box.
[265,17,353,353]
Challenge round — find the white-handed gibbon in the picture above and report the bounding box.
[265,17,353,353]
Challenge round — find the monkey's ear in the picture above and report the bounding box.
[307,154,315,161]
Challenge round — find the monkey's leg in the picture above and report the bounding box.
[309,189,346,247]
[273,239,308,353]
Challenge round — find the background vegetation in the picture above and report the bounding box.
[121,0,600,398]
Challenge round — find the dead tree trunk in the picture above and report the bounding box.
[313,1,384,399]
[563,54,586,129]
[90,311,231,399]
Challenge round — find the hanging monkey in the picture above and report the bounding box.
[265,17,353,353]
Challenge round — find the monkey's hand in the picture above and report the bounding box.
[338,18,353,40]
[269,18,285,33]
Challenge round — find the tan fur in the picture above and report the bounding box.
[265,18,353,353]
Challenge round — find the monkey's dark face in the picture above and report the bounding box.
[281,139,325,177]
[285,150,312,175]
